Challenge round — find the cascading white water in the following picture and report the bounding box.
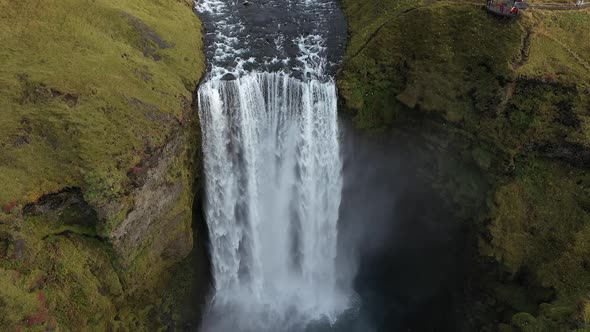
[198,73,347,331]
[195,0,351,330]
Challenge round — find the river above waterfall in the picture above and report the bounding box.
[196,0,346,79]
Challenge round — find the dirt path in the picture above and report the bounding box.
[532,2,590,10]
[444,0,590,11]
[540,31,590,72]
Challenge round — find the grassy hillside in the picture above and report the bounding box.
[0,0,204,210]
[0,0,205,330]
[338,0,590,330]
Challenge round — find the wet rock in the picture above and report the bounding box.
[0,232,12,258]
[0,232,25,261]
[13,238,25,260]
[11,118,33,147]
[128,97,176,125]
[537,142,590,169]
[221,73,237,81]
[556,100,581,129]
[23,187,98,230]
[133,68,153,82]
[17,76,79,107]
[63,93,79,108]
[12,134,30,147]
[19,80,53,104]
[23,188,82,216]
[105,115,198,290]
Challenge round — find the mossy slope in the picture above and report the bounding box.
[339,0,590,330]
[0,0,205,330]
[0,0,204,207]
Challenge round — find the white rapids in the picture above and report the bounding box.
[198,73,347,330]
[195,0,351,330]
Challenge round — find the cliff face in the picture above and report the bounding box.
[0,0,205,329]
[338,0,590,330]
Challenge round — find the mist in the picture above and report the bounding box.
[336,121,476,332]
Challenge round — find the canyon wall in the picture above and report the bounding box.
[337,0,590,330]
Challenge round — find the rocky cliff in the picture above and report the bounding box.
[0,0,206,329]
[338,0,590,330]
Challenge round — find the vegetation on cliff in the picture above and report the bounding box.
[0,0,205,329]
[338,0,590,330]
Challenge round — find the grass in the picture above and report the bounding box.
[518,10,590,82]
[0,0,204,209]
[339,0,590,330]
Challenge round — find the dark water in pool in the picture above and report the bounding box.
[336,127,475,332]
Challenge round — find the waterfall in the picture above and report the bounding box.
[198,73,347,330]
[195,0,350,329]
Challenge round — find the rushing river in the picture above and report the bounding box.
[195,0,351,331]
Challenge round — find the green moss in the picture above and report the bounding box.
[0,270,38,330]
[38,235,122,330]
[0,228,125,330]
[483,159,590,297]
[512,312,539,332]
[0,207,186,330]
[483,158,590,331]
